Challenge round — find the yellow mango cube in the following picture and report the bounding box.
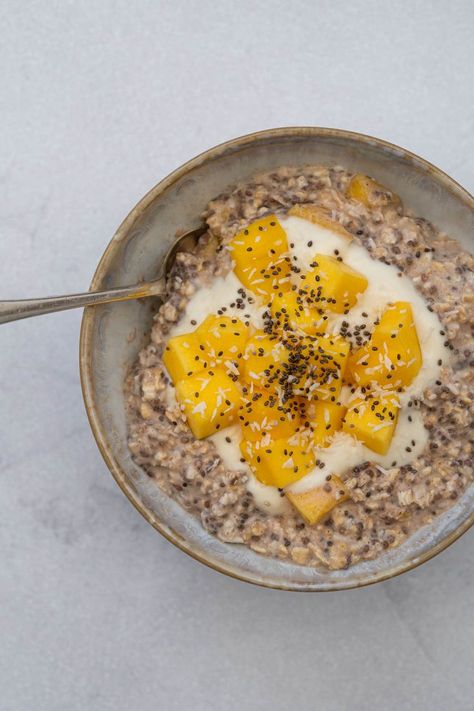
[234,255,292,298]
[242,436,315,488]
[270,290,327,335]
[304,254,368,314]
[308,401,347,448]
[239,440,274,485]
[162,332,206,383]
[347,302,422,388]
[342,392,400,455]
[293,334,350,402]
[175,367,241,439]
[286,476,349,525]
[238,388,302,442]
[288,204,353,240]
[311,334,351,392]
[228,215,288,269]
[195,314,248,367]
[242,332,288,392]
[347,174,401,209]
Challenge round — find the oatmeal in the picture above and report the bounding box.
[125,166,473,570]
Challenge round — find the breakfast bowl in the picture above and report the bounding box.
[80,127,473,591]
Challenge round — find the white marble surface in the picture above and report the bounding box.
[0,1,473,709]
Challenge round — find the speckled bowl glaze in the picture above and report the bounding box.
[80,128,473,591]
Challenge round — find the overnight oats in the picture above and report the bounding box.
[125,167,473,570]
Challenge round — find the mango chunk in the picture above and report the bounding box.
[195,315,248,368]
[342,392,400,455]
[163,332,206,383]
[286,476,349,525]
[238,388,302,442]
[228,215,288,269]
[242,332,288,392]
[239,440,272,485]
[310,334,351,400]
[234,255,292,298]
[241,436,315,488]
[308,401,347,448]
[175,367,240,439]
[303,254,368,314]
[288,204,353,240]
[290,333,350,402]
[347,302,422,388]
[270,290,327,335]
[347,173,401,209]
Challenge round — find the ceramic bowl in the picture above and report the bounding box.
[80,127,473,591]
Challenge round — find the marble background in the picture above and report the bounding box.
[0,1,472,709]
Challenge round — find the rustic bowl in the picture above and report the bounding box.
[80,127,473,591]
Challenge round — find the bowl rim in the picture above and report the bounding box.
[79,126,474,592]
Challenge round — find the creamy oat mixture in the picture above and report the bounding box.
[125,166,473,569]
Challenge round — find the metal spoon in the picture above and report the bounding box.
[0,226,206,325]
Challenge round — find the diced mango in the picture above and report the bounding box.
[270,290,327,335]
[175,367,241,439]
[342,392,400,455]
[238,388,302,442]
[347,302,422,388]
[242,332,288,392]
[304,254,368,314]
[234,255,292,298]
[308,401,347,448]
[292,334,350,401]
[229,215,292,299]
[241,435,315,488]
[195,314,248,368]
[239,440,273,485]
[228,215,288,270]
[311,334,351,398]
[288,204,353,240]
[347,173,401,209]
[162,332,206,383]
[286,476,349,525]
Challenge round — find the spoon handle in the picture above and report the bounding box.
[0,280,166,324]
